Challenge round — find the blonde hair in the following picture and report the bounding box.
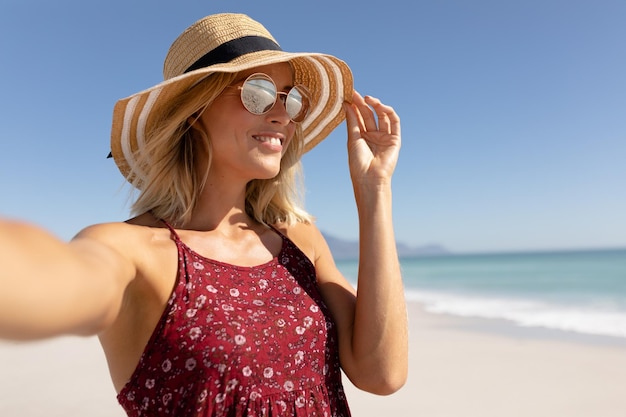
[130,71,313,226]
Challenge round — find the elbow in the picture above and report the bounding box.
[349,366,408,396]
[383,370,408,395]
[370,374,408,396]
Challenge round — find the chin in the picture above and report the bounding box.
[250,167,281,181]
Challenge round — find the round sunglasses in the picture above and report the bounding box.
[233,73,311,123]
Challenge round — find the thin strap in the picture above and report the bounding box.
[160,219,181,242]
[267,223,283,237]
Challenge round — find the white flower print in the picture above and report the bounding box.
[145,379,155,389]
[161,359,172,372]
[226,379,239,392]
[186,309,197,318]
[295,326,306,335]
[258,279,268,289]
[310,304,319,313]
[195,294,207,308]
[283,381,294,392]
[230,288,240,297]
[277,400,287,412]
[189,327,202,340]
[292,287,302,295]
[295,395,306,408]
[263,367,274,378]
[252,299,264,306]
[234,335,246,345]
[192,261,205,270]
[250,391,260,401]
[215,393,226,403]
[198,389,208,402]
[185,358,197,371]
[276,318,286,327]
[206,285,218,293]
[294,351,304,365]
[162,393,172,406]
[222,304,234,311]
[242,366,252,377]
[303,316,313,328]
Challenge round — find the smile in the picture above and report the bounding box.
[253,135,283,146]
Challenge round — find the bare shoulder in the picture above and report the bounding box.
[73,221,141,242]
[71,213,174,276]
[73,213,165,249]
[273,220,331,266]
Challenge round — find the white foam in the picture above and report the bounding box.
[407,289,626,339]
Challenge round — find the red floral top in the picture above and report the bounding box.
[117,223,351,416]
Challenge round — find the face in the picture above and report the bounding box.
[195,63,298,183]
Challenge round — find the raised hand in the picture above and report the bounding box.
[344,91,401,188]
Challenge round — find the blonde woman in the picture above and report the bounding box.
[0,13,407,416]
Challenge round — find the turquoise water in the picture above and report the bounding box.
[336,249,626,339]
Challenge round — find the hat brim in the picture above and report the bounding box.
[110,50,353,183]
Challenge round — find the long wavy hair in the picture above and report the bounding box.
[129,70,313,227]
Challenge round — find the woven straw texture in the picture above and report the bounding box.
[110,13,353,185]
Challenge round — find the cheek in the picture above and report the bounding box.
[200,103,247,137]
[201,93,247,123]
[282,127,301,156]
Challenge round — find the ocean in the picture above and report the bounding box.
[336,248,626,340]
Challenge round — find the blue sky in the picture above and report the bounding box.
[0,0,624,253]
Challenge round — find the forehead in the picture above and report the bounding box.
[236,62,294,87]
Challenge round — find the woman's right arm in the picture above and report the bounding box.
[0,219,136,340]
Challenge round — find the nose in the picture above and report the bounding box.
[265,93,292,125]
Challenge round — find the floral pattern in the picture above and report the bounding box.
[118,224,350,416]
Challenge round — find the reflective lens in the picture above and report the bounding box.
[239,73,310,123]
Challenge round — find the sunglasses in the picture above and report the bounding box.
[233,73,310,123]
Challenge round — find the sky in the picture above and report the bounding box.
[0,0,624,254]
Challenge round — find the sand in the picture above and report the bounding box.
[344,303,626,416]
[2,302,625,416]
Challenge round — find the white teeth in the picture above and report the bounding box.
[254,136,282,145]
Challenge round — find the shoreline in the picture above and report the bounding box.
[1,301,625,416]
[416,304,626,350]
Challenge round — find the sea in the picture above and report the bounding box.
[336,248,626,341]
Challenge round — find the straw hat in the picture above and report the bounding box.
[110,13,353,182]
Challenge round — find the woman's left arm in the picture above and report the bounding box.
[316,91,408,395]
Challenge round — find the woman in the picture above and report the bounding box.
[0,13,407,416]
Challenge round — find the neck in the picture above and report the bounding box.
[182,179,255,232]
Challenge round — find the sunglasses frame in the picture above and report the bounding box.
[234,73,311,123]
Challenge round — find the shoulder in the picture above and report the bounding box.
[73,221,153,250]
[272,220,332,266]
[71,213,174,272]
[74,213,164,243]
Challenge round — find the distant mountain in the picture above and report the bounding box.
[322,232,450,260]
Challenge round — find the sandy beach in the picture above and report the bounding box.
[344,303,626,417]
[2,301,625,416]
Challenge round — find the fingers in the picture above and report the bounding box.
[354,91,378,132]
[345,91,400,137]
